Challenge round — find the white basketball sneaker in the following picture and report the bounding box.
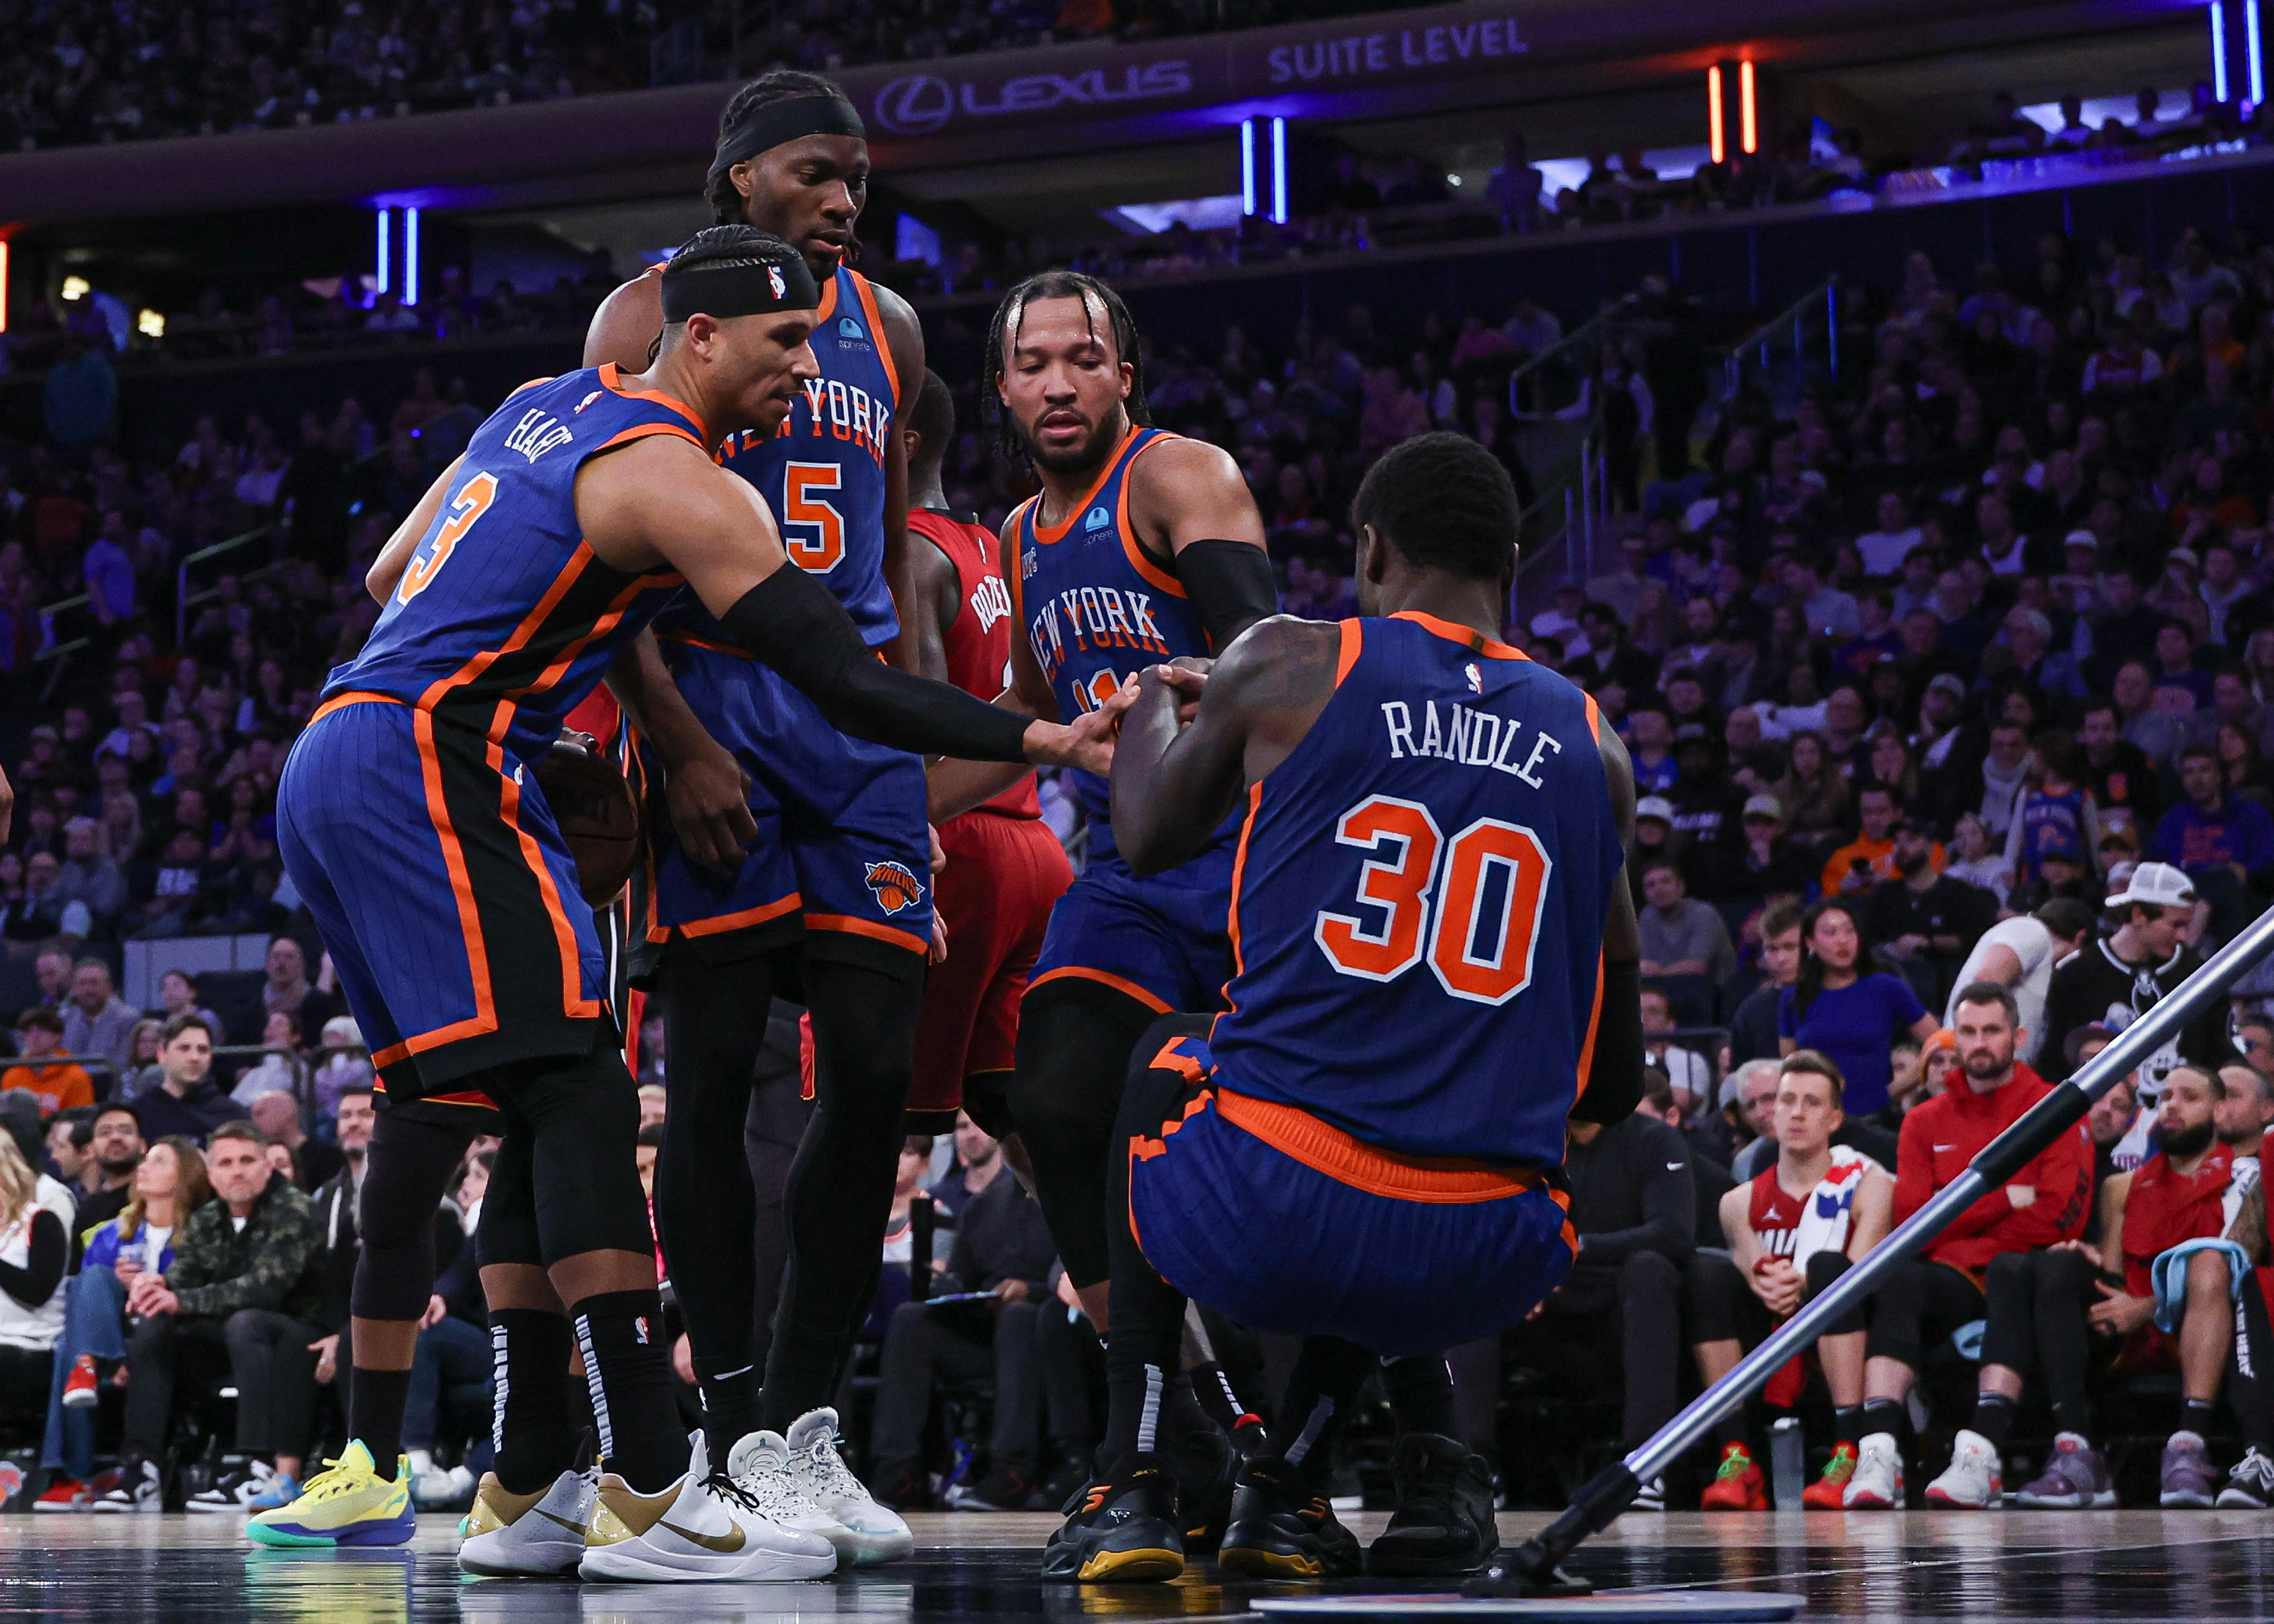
[577,1434,837,1583]
[1923,1429,2003,1509]
[727,1431,845,1550]
[1843,1434,1906,1510]
[782,1408,915,1565]
[458,1468,598,1576]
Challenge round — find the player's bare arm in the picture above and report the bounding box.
[576,431,1111,774]
[1722,1183,1763,1275]
[873,283,940,678]
[2230,1176,2268,1261]
[604,631,758,873]
[925,516,1058,821]
[1109,615,1339,875]
[1849,1166,1896,1256]
[582,265,666,372]
[1125,435,1277,650]
[365,453,464,601]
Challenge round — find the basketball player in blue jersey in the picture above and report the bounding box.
[277,226,1112,1582]
[581,78,947,1550]
[1041,433,1649,1583]
[927,268,1282,1532]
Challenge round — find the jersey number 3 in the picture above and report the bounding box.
[397,472,497,604]
[1313,794,1549,1006]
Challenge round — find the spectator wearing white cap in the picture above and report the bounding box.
[308,1017,373,1128]
[1629,795,1681,905]
[2039,863,2234,1102]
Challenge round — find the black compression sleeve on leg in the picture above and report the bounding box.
[491,1308,578,1494]
[1174,540,1278,651]
[718,568,1032,761]
[495,1045,654,1264]
[1270,1337,1377,1492]
[760,953,926,1431]
[653,949,775,1460]
[353,1108,480,1322]
[1571,959,1645,1126]
[1100,1032,1202,1472]
[1010,979,1163,1288]
[1381,1354,1459,1439]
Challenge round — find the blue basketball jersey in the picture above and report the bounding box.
[1207,612,1624,1170]
[1010,426,1219,861]
[325,364,699,759]
[706,264,901,645]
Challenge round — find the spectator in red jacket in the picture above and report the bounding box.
[1840,981,2093,1509]
[1924,1065,2248,1510]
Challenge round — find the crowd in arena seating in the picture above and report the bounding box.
[1,0,1410,152]
[18,175,2274,1512]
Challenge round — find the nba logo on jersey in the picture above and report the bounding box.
[1465,662,1484,694]
[767,264,787,298]
[1084,505,1111,532]
[864,861,925,914]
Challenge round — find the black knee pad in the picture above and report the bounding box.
[488,1043,652,1266]
[352,1110,479,1322]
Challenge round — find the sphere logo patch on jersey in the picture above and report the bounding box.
[1084,505,1112,532]
[837,316,869,342]
[864,860,925,915]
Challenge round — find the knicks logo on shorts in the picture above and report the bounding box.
[864,861,925,915]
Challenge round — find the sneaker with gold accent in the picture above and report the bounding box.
[458,1467,598,1576]
[577,1434,837,1584]
[245,1443,413,1547]
[1218,1453,1361,1581]
[1040,1453,1185,1583]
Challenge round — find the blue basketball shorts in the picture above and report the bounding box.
[1027,845,1237,1017]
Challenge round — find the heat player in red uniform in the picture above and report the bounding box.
[1683,1052,1892,1510]
[900,371,1073,1133]
[1931,1062,2261,1510]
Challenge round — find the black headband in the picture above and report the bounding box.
[661,253,821,324]
[707,95,866,191]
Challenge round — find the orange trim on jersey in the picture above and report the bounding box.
[410,704,498,1054]
[414,545,597,713]
[506,574,673,730]
[665,892,804,942]
[1004,503,1032,623]
[1572,953,1606,1111]
[598,363,708,442]
[814,273,840,325]
[1130,1084,1218,1161]
[1390,609,1525,661]
[847,270,899,407]
[1029,965,1173,1014]
[1333,620,1363,686]
[1150,1037,1211,1087]
[806,911,929,955]
[1214,1086,1564,1206]
[309,690,404,725]
[1583,692,1602,744]
[596,421,706,455]
[493,731,604,1022]
[506,376,555,401]
[1115,432,1187,599]
[1029,426,1140,544]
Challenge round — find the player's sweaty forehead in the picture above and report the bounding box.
[1006,292,1118,366]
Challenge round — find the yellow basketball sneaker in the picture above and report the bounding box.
[246,1442,417,1547]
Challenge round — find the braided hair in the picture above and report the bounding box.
[708,70,859,226]
[980,270,1151,459]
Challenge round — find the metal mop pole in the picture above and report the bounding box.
[1475,902,2274,1595]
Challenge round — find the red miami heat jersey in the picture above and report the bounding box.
[2121,1142,2237,1299]
[1205,612,1623,1170]
[910,505,1037,818]
[1747,1170,1810,1258]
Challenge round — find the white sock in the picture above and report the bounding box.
[407,1449,434,1476]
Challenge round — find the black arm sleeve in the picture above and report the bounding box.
[1569,960,1645,1127]
[718,566,1032,763]
[0,1210,65,1310]
[1175,539,1279,651]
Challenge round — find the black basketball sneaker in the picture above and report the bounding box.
[1217,1453,1362,1581]
[1040,1455,1186,1583]
[1366,1432,1497,1576]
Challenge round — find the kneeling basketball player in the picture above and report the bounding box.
[1046,432,1646,1582]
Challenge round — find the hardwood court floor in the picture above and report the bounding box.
[1,1508,2267,1621]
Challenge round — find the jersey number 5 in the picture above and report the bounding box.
[398,472,498,604]
[783,461,846,573]
[1312,794,1550,1006]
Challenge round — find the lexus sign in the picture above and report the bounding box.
[872,62,1196,136]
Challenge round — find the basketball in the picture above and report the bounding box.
[536,731,641,905]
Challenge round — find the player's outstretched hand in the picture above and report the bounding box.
[668,741,759,872]
[1026,708,1117,776]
